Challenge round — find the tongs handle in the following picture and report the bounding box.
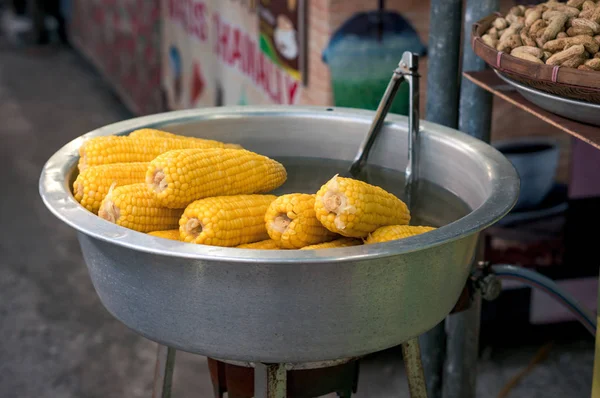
[348,60,406,176]
[402,52,420,208]
[348,51,420,207]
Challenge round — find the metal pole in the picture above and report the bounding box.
[443,293,482,398]
[402,338,429,398]
[458,0,499,142]
[422,2,463,397]
[152,344,176,398]
[442,1,499,397]
[425,0,463,128]
[254,363,287,398]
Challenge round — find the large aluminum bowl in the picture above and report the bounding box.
[39,106,519,363]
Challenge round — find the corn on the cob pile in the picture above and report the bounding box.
[365,225,436,244]
[264,193,338,249]
[129,128,242,149]
[78,134,236,171]
[179,195,276,246]
[73,162,148,213]
[237,239,281,249]
[147,148,287,209]
[74,129,441,253]
[300,237,362,250]
[314,175,410,238]
[98,183,183,232]
[148,229,181,241]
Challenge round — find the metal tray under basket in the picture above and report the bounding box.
[494,69,600,128]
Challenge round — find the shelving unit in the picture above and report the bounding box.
[464,69,600,398]
[464,70,600,150]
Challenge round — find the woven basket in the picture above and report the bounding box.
[471,13,600,104]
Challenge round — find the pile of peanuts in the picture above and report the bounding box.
[482,0,600,70]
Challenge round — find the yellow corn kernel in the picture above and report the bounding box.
[179,195,276,246]
[128,128,242,149]
[300,237,362,250]
[78,134,236,171]
[148,229,181,241]
[265,193,338,249]
[73,162,148,214]
[314,175,410,238]
[147,148,287,209]
[365,225,436,244]
[98,183,183,232]
[237,239,281,249]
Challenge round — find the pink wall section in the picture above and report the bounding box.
[568,138,600,199]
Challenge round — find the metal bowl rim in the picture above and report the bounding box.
[39,105,519,264]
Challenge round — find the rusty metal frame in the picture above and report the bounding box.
[402,338,429,398]
[152,344,176,398]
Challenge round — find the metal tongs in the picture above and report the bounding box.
[346,51,420,208]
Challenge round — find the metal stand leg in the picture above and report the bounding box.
[402,338,428,398]
[152,344,176,398]
[419,323,446,398]
[254,363,287,398]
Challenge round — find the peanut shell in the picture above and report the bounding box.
[509,6,524,17]
[543,37,569,51]
[571,18,600,33]
[567,0,586,9]
[511,45,545,58]
[579,8,594,19]
[529,19,547,37]
[591,7,600,24]
[546,43,585,65]
[482,34,498,48]
[584,57,600,69]
[582,0,596,11]
[562,54,586,67]
[544,4,580,17]
[568,26,595,36]
[493,17,508,30]
[542,13,569,43]
[570,34,600,53]
[497,34,523,53]
[512,52,545,64]
[525,9,542,26]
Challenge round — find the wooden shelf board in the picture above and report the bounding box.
[463,69,600,151]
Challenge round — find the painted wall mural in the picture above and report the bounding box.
[162,0,426,114]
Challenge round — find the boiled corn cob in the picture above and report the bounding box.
[300,237,362,250]
[73,162,148,213]
[365,225,436,244]
[179,194,276,246]
[128,128,242,149]
[148,229,181,241]
[98,183,183,232]
[78,134,236,171]
[265,193,338,249]
[147,148,287,209]
[237,239,281,249]
[314,175,410,238]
